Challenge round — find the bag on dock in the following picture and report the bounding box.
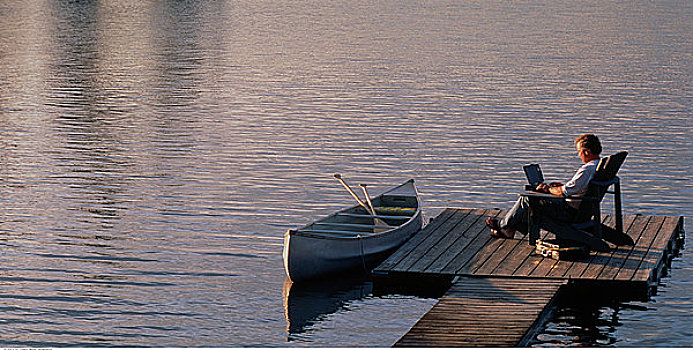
[535,239,590,260]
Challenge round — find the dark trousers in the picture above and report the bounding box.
[500,196,578,232]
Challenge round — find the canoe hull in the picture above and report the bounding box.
[283,180,423,282]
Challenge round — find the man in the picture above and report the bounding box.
[486,134,603,238]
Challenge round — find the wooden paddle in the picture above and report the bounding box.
[333,174,372,214]
[359,184,377,216]
[333,174,389,232]
[360,184,390,233]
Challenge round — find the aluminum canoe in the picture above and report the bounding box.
[283,179,423,282]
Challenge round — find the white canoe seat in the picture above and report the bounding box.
[336,213,410,220]
[353,206,416,216]
[313,222,393,230]
[296,229,374,238]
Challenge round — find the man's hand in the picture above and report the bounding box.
[536,183,564,196]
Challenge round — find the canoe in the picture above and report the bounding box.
[283,179,423,282]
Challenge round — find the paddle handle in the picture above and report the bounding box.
[359,184,377,217]
[334,174,372,214]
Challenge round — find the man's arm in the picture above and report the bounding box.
[536,183,565,196]
[548,186,564,196]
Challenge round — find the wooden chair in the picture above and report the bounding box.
[524,151,632,252]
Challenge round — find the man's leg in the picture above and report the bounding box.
[498,197,576,235]
[499,196,530,230]
[533,199,577,222]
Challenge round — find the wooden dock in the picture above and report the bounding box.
[374,208,685,347]
[395,277,567,347]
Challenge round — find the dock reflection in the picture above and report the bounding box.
[282,274,373,336]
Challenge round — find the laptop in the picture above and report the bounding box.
[523,163,545,190]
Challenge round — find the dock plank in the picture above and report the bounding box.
[459,210,513,275]
[623,215,680,282]
[562,214,638,279]
[426,209,499,274]
[585,215,649,280]
[374,208,457,272]
[608,215,664,281]
[528,251,560,278]
[510,230,553,277]
[394,277,566,347]
[393,209,473,272]
[401,209,479,273]
[443,210,501,275]
[473,230,526,276]
[489,237,536,276]
[597,216,664,280]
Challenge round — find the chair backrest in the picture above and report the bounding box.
[577,151,628,219]
[592,151,628,183]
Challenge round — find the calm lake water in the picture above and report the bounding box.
[0,0,691,347]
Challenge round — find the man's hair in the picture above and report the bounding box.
[574,134,602,155]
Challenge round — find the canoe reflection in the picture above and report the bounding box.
[283,274,373,335]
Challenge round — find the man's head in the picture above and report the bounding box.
[574,134,602,162]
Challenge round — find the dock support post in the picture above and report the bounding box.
[528,204,539,245]
[614,179,623,234]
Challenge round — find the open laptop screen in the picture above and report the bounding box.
[523,164,545,187]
